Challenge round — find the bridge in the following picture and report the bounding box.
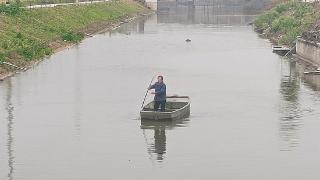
[151,0,265,25]
[146,0,270,11]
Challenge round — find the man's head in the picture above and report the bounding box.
[157,75,164,83]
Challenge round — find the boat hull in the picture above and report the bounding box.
[140,96,190,121]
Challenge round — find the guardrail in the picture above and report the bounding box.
[1,0,115,9]
[25,0,109,9]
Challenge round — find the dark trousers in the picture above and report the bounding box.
[154,101,166,112]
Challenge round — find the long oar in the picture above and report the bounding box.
[141,75,156,109]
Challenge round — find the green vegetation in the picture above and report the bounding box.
[0,1,145,65]
[62,31,85,43]
[255,0,319,46]
[0,53,5,63]
[0,2,24,15]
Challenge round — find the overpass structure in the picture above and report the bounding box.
[145,0,270,11]
[153,0,268,25]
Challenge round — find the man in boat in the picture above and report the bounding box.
[148,75,167,112]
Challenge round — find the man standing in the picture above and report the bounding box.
[148,75,167,112]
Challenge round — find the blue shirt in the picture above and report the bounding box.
[149,82,166,101]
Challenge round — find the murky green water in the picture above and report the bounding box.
[1,4,320,180]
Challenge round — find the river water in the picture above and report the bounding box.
[1,4,320,180]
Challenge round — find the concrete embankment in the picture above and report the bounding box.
[295,38,320,66]
[0,1,152,80]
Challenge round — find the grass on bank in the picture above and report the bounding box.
[0,1,145,64]
[255,0,319,46]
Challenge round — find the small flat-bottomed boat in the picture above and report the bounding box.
[304,70,320,75]
[272,45,291,56]
[140,96,190,121]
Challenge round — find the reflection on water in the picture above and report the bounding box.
[5,80,14,180]
[141,118,189,163]
[73,47,83,138]
[105,17,146,36]
[285,58,320,94]
[279,60,301,150]
[278,58,320,151]
[304,74,320,91]
[295,61,320,91]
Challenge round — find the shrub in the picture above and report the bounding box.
[2,41,9,50]
[61,31,84,43]
[18,44,52,60]
[0,53,5,62]
[0,3,23,16]
[16,32,23,39]
[255,10,280,29]
[271,16,299,33]
[275,3,289,14]
[280,28,301,45]
[292,2,312,18]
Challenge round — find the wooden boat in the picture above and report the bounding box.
[140,96,190,120]
[272,45,291,56]
[304,70,320,75]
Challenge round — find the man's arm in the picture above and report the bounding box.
[148,83,156,90]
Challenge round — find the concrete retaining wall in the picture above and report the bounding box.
[296,38,320,66]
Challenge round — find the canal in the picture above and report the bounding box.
[1,4,320,180]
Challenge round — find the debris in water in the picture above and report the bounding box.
[85,33,93,37]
